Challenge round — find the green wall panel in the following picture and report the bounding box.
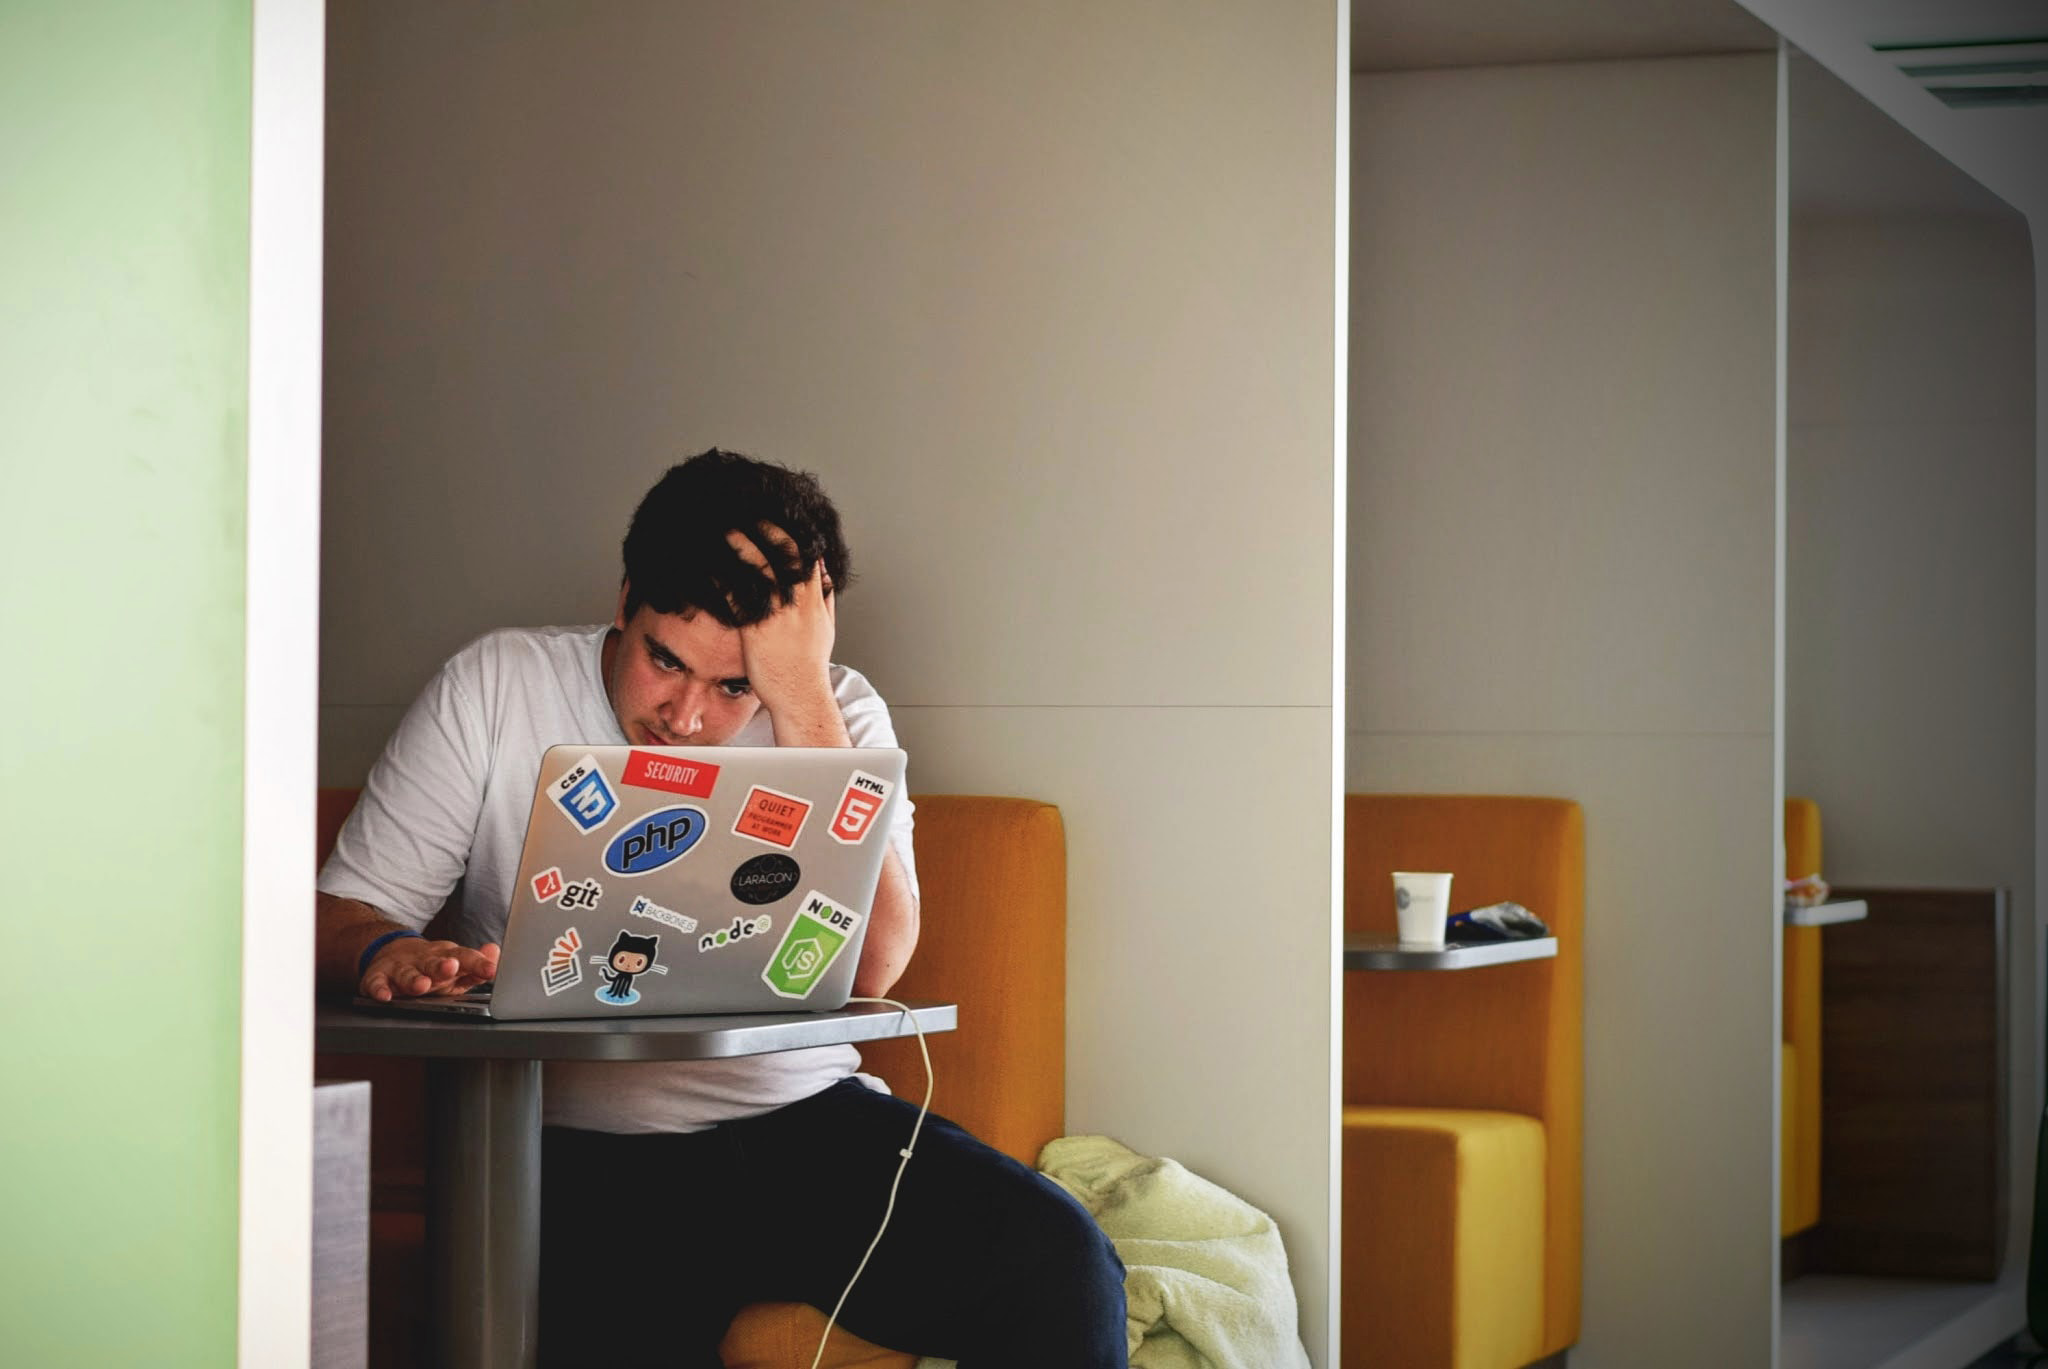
[0,2,252,1364]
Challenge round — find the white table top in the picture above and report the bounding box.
[1784,899,1869,927]
[1344,934,1558,971]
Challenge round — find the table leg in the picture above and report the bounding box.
[427,1059,543,1369]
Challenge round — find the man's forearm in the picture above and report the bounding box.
[315,891,413,995]
[852,848,919,998]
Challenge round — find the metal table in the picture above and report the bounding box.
[1343,933,1558,971]
[316,999,956,1369]
[1783,898,1869,927]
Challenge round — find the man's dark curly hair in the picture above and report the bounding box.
[620,448,854,628]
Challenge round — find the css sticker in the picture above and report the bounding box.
[762,891,864,999]
[621,749,720,799]
[548,753,618,834]
[589,929,666,1006]
[732,785,811,850]
[730,853,801,906]
[628,894,698,935]
[541,927,583,997]
[604,805,708,876]
[698,913,773,953]
[829,770,893,845]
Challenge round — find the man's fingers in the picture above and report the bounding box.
[362,971,392,1002]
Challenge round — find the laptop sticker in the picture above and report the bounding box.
[762,891,864,1000]
[627,893,698,935]
[698,913,773,953]
[621,750,721,799]
[603,805,709,876]
[828,770,893,846]
[590,929,667,1006]
[548,753,619,834]
[541,927,583,996]
[732,785,811,849]
[558,877,603,911]
[730,853,801,906]
[532,867,566,903]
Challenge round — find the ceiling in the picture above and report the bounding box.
[1352,0,1777,73]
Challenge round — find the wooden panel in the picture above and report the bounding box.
[1809,887,2007,1280]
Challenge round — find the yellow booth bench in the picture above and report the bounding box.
[1343,795,1584,1369]
[1781,797,1823,1239]
[316,789,1068,1369]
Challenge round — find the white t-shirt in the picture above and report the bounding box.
[317,624,919,1133]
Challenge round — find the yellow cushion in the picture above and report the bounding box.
[1780,799,1823,1238]
[1342,1106,1546,1369]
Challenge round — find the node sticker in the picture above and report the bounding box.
[531,867,566,903]
[604,805,709,876]
[628,893,698,935]
[732,785,812,850]
[541,927,583,997]
[698,913,774,953]
[589,928,666,1007]
[621,750,720,799]
[548,753,618,834]
[730,853,801,906]
[761,890,864,999]
[828,769,893,846]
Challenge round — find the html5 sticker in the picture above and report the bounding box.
[620,749,720,800]
[732,785,812,850]
[828,770,893,846]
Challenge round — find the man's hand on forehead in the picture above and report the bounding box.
[726,521,833,601]
[723,521,840,733]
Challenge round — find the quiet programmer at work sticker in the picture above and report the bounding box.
[732,786,812,850]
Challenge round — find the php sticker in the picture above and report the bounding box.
[761,891,864,999]
[628,894,698,935]
[589,928,667,1007]
[732,785,811,850]
[828,770,893,846]
[698,913,773,953]
[730,853,801,906]
[548,753,618,834]
[604,805,709,876]
[541,927,583,996]
[621,749,720,799]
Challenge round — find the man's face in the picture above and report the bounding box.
[605,588,763,747]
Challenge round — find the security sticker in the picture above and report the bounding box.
[828,770,893,846]
[628,893,697,935]
[532,867,566,903]
[761,890,864,999]
[589,928,667,1007]
[730,853,801,906]
[541,927,583,996]
[604,805,709,876]
[698,913,774,953]
[548,753,619,834]
[621,750,720,799]
[732,785,812,850]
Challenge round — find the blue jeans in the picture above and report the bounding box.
[538,1078,1128,1367]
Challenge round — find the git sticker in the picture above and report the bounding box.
[761,890,863,999]
[732,785,811,850]
[621,749,720,799]
[628,894,698,935]
[548,753,618,834]
[829,770,892,846]
[541,927,583,996]
[532,867,566,903]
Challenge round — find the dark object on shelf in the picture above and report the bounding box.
[1443,901,1551,942]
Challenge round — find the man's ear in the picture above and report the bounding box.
[614,580,631,632]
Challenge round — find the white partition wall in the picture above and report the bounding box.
[321,1,1344,1357]
[1347,54,1783,1368]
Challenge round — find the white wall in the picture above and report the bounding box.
[1348,54,1782,1368]
[1785,208,2037,1261]
[321,0,1343,1357]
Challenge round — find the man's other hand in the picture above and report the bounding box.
[360,938,501,1002]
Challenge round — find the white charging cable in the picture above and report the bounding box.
[811,997,934,1369]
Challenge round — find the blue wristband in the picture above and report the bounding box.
[357,927,423,979]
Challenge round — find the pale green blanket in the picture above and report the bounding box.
[916,1135,1311,1369]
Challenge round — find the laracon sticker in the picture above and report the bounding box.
[828,770,893,846]
[532,867,566,903]
[730,853,801,906]
[589,928,666,1007]
[621,750,720,799]
[628,893,697,935]
[548,753,618,834]
[698,913,773,953]
[541,927,583,996]
[732,785,811,850]
[604,805,709,876]
[761,891,864,999]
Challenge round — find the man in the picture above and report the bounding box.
[315,450,1126,1367]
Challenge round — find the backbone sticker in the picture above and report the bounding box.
[627,894,698,935]
[828,770,893,846]
[548,753,619,834]
[732,785,812,850]
[604,805,709,877]
[761,890,864,999]
[541,927,583,997]
[621,750,721,799]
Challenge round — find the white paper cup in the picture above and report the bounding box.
[1393,872,1453,948]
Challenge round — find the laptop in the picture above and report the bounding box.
[360,744,907,1020]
